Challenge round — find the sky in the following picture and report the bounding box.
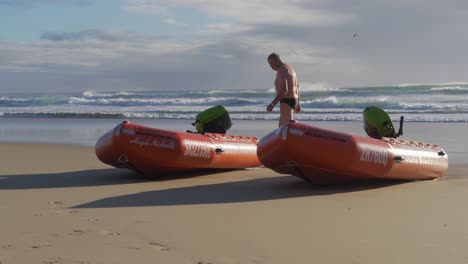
[1,0,468,93]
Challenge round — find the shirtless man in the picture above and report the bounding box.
[266,53,301,127]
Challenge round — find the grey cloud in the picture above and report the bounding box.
[41,30,133,42]
[214,1,468,87]
[86,39,269,90]
[3,1,468,92]
[0,0,93,7]
[0,35,272,92]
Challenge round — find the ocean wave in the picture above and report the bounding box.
[67,96,259,107]
[343,83,468,94]
[1,85,468,122]
[188,90,262,95]
[397,82,468,87]
[0,96,66,107]
[301,97,398,110]
[429,86,468,95]
[0,97,30,105]
[300,96,468,111]
[82,90,140,98]
[2,110,468,122]
[430,86,468,90]
[0,112,127,118]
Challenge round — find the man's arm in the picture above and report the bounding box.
[295,82,301,113]
[270,69,288,106]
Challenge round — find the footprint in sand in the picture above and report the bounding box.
[68,229,90,236]
[148,242,169,251]
[48,201,66,214]
[100,230,120,236]
[42,257,60,264]
[31,242,52,249]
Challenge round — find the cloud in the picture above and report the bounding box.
[0,0,93,7]
[2,1,468,92]
[0,28,271,92]
[125,0,354,27]
[40,30,136,42]
[1,28,211,76]
[124,0,168,15]
[163,18,178,25]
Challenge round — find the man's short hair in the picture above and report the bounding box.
[268,53,281,61]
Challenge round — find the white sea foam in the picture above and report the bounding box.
[430,86,468,91]
[1,86,468,122]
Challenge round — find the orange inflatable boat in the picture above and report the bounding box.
[257,121,448,184]
[96,121,261,176]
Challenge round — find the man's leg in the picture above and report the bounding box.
[279,103,293,127]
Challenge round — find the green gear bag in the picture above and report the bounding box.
[363,106,396,139]
[193,105,233,134]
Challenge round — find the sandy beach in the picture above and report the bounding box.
[0,142,467,264]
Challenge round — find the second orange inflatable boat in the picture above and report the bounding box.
[257,121,448,184]
[96,121,261,176]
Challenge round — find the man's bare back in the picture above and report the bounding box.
[275,64,298,99]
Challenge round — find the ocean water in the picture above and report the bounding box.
[1,83,468,122]
[0,83,467,163]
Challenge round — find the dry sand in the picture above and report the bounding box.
[1,142,467,264]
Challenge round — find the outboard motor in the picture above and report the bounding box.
[363,106,404,139]
[192,105,233,134]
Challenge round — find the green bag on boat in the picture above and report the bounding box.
[363,106,403,139]
[192,105,232,134]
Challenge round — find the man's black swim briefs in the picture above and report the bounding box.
[280,98,298,109]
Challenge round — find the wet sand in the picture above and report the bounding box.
[1,142,467,264]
